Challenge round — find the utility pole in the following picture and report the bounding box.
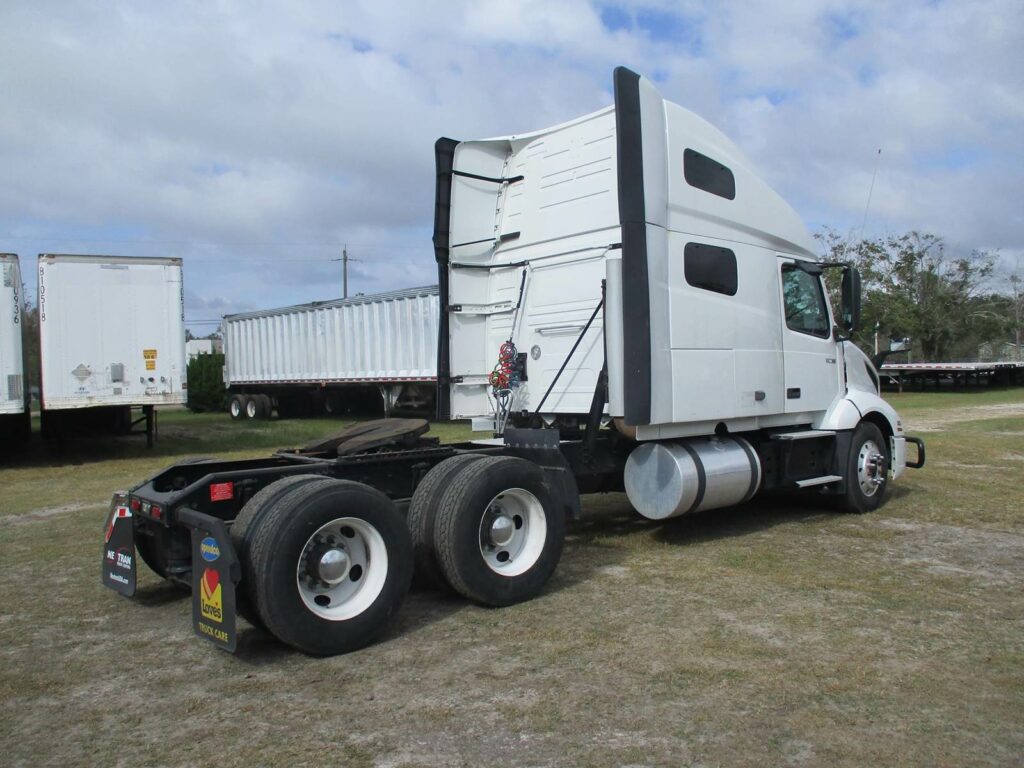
[331,245,360,299]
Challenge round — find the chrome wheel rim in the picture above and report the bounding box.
[230,399,241,417]
[478,488,546,577]
[245,399,257,418]
[296,517,388,620]
[857,439,886,496]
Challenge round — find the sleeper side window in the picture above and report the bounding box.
[683,148,736,200]
[684,243,737,295]
[781,265,830,338]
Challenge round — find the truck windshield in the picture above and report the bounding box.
[782,265,830,337]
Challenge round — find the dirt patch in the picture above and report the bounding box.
[905,402,1024,431]
[876,519,1024,588]
[0,501,108,526]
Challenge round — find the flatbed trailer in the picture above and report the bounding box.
[880,361,1024,391]
[103,67,926,656]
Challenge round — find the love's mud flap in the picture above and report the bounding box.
[177,508,241,653]
[102,493,136,597]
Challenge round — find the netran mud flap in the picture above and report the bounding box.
[102,499,136,596]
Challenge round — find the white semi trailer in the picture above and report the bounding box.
[0,253,29,442]
[39,254,186,442]
[103,68,924,657]
[222,286,439,420]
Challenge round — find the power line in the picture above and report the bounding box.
[858,148,882,240]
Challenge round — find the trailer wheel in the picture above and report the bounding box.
[256,394,273,419]
[434,456,565,607]
[841,421,889,514]
[407,454,486,590]
[245,396,267,420]
[229,394,247,421]
[231,474,326,627]
[247,479,413,655]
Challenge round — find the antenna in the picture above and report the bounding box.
[858,148,882,240]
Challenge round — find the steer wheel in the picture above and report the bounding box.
[841,421,889,514]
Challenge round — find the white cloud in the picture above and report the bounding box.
[1,0,1021,327]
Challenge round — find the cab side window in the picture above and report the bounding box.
[781,265,830,337]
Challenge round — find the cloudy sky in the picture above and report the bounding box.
[2,0,1021,333]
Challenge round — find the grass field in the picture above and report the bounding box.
[1,393,1022,766]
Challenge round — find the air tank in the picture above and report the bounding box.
[624,437,761,520]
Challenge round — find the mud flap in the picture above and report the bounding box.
[102,499,136,597]
[178,508,241,653]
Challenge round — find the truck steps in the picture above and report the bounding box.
[770,430,837,441]
[795,474,843,488]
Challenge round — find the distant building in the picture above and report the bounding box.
[186,338,223,360]
[977,341,1021,363]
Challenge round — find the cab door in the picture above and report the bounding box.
[778,259,843,414]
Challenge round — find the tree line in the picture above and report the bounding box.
[819,229,1022,362]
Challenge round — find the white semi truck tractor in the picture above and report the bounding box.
[102,67,924,656]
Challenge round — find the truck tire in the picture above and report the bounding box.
[407,454,486,590]
[841,421,889,513]
[229,394,247,421]
[230,474,326,627]
[136,531,169,579]
[434,456,565,607]
[247,478,413,655]
[245,396,266,420]
[135,523,192,585]
[256,394,273,419]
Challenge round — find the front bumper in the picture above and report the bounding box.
[891,435,926,480]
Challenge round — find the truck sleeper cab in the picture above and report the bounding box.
[102,67,924,657]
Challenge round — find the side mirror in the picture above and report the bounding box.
[840,266,862,333]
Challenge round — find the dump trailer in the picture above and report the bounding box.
[39,254,186,443]
[0,253,29,443]
[222,286,439,420]
[102,67,925,657]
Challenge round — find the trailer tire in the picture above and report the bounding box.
[434,456,565,607]
[256,394,273,419]
[247,478,413,655]
[841,421,889,514]
[229,394,247,421]
[245,395,267,420]
[407,454,486,590]
[231,474,327,627]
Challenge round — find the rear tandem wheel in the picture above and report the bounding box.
[228,394,248,421]
[407,453,487,590]
[433,456,565,607]
[244,478,413,655]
